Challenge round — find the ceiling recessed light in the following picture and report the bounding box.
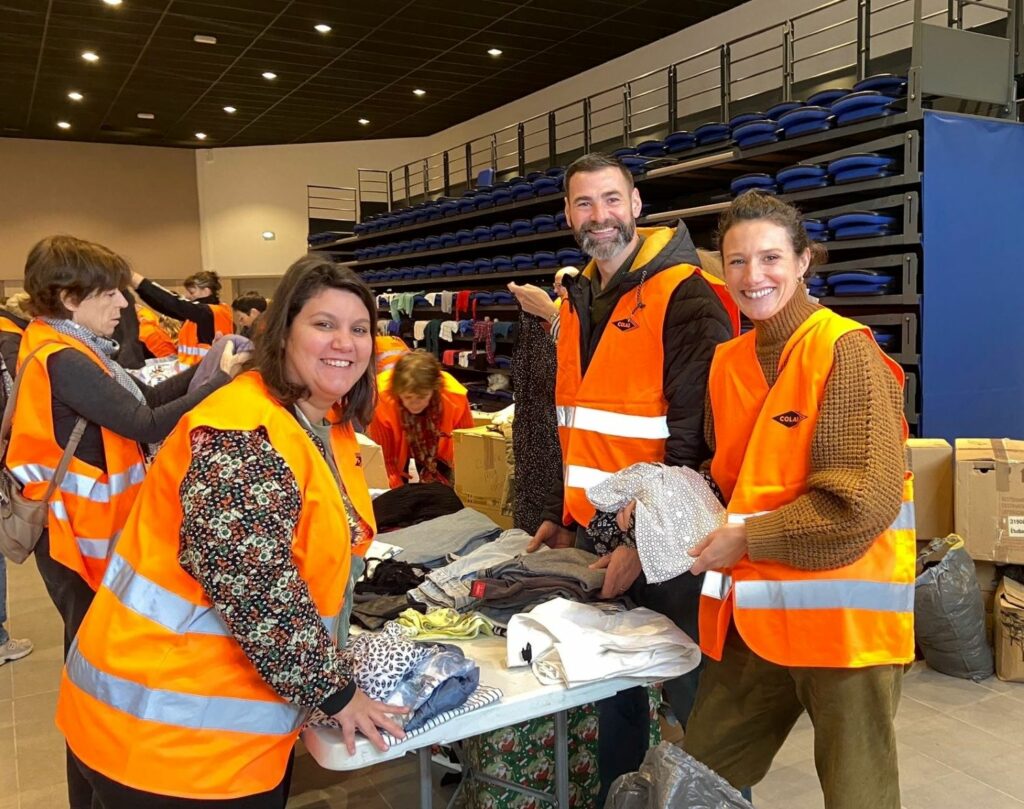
[81,51,99,63]
[262,71,277,80]
[261,231,276,240]
[67,91,83,101]
[413,88,426,96]
[57,121,71,130]
[487,48,502,56]
[137,112,155,120]
[314,23,332,33]
[223,106,237,114]
[193,34,218,45]
[358,118,370,125]
[103,0,122,6]
[195,132,207,140]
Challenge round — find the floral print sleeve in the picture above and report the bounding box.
[178,426,352,710]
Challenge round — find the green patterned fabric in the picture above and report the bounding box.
[461,688,661,809]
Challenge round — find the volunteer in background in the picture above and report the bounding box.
[57,256,406,808]
[684,190,913,809]
[374,333,410,373]
[130,269,234,368]
[135,302,176,359]
[232,289,268,339]
[8,235,247,809]
[368,350,473,488]
[529,152,736,802]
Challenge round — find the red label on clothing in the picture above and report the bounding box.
[470,580,487,598]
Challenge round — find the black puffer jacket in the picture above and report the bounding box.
[541,222,735,526]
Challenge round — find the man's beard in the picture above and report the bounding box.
[575,217,636,261]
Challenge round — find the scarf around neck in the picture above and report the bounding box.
[43,318,146,405]
[399,392,448,485]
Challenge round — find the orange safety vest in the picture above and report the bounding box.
[137,305,176,359]
[57,370,375,799]
[177,302,233,368]
[0,315,23,336]
[367,368,473,488]
[6,321,147,589]
[375,335,410,374]
[554,227,737,527]
[700,308,916,668]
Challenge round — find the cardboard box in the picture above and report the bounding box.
[906,439,954,540]
[955,439,1024,563]
[453,426,514,529]
[354,432,390,490]
[472,411,493,427]
[976,561,1001,614]
[994,578,1024,682]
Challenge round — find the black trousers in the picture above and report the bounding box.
[576,528,705,806]
[75,750,295,809]
[34,530,97,809]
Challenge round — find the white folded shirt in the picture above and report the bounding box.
[506,598,701,687]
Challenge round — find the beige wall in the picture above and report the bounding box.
[194,137,424,278]
[0,138,200,284]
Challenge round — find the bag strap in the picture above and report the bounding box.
[0,342,88,502]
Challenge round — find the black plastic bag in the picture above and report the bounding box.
[915,535,994,681]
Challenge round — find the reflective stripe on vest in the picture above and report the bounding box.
[103,552,342,638]
[50,499,114,559]
[12,461,146,503]
[378,349,405,361]
[65,638,304,736]
[178,345,208,357]
[556,405,669,440]
[734,579,915,612]
[565,465,612,490]
[702,570,732,601]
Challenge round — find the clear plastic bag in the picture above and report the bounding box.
[605,742,753,809]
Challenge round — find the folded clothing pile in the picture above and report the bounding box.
[390,508,502,567]
[506,598,702,686]
[410,529,537,611]
[338,623,481,732]
[469,547,607,616]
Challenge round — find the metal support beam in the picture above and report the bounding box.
[422,158,430,202]
[667,64,678,131]
[464,142,473,187]
[719,44,731,121]
[948,0,964,28]
[782,21,795,102]
[442,151,450,197]
[582,97,592,153]
[402,164,411,207]
[517,122,526,176]
[622,84,632,145]
[489,135,497,171]
[857,0,872,81]
[548,111,558,167]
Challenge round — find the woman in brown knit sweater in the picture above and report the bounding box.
[682,191,914,809]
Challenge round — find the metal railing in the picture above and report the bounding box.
[373,0,1016,211]
[306,184,356,225]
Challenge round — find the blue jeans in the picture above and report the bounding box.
[0,555,9,645]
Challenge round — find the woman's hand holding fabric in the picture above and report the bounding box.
[688,523,748,576]
[332,688,409,754]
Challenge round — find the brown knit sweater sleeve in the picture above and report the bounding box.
[744,331,906,570]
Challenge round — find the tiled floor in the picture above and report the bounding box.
[4,558,1024,809]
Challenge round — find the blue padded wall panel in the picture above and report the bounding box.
[922,111,1024,440]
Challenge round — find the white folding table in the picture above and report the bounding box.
[300,635,656,809]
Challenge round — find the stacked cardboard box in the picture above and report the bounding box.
[354,432,390,490]
[453,426,514,529]
[954,439,1024,564]
[995,577,1024,682]
[906,438,954,542]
